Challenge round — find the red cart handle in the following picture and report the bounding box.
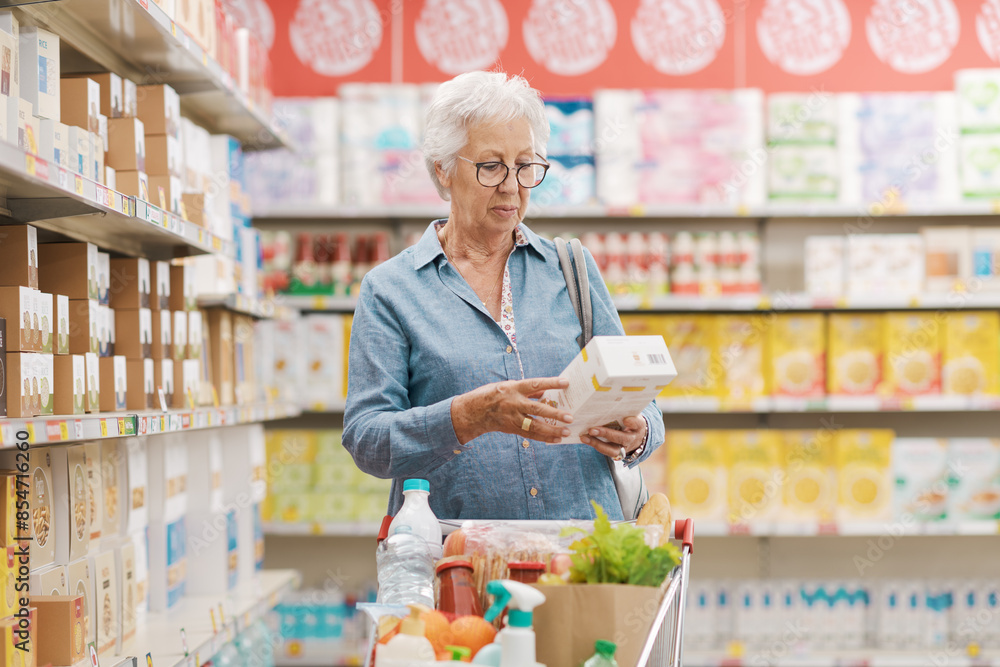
[674,518,693,554]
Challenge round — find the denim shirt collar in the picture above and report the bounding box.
[412,219,548,270]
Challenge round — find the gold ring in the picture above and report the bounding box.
[614,446,626,461]
[521,417,533,432]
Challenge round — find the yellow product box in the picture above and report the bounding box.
[0,474,16,547]
[312,462,353,491]
[354,469,392,494]
[942,312,1000,396]
[835,430,895,523]
[315,430,351,464]
[1,546,17,618]
[782,430,836,523]
[270,494,312,523]
[343,315,353,400]
[769,314,827,398]
[726,430,783,524]
[539,335,676,443]
[827,314,884,395]
[355,493,389,523]
[269,463,313,493]
[883,312,942,396]
[622,314,716,399]
[715,315,769,403]
[666,431,727,521]
[265,430,316,465]
[311,493,357,523]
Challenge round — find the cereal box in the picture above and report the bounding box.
[622,315,717,399]
[893,438,950,522]
[947,438,1000,521]
[667,431,727,522]
[883,313,942,396]
[942,312,1000,396]
[782,430,836,523]
[769,314,826,398]
[726,430,783,524]
[835,430,894,523]
[828,314,883,395]
[716,315,769,403]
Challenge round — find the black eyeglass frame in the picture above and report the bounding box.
[456,153,551,189]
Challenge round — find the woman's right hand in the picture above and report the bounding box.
[451,377,574,445]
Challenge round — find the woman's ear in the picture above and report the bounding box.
[435,161,452,190]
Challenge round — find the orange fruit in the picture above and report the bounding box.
[450,615,496,657]
[422,610,456,654]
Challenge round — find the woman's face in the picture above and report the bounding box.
[438,118,535,235]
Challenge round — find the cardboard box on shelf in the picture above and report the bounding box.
[173,358,199,408]
[60,77,100,134]
[155,358,175,409]
[99,355,127,412]
[66,124,90,179]
[0,224,37,288]
[39,242,98,300]
[15,98,30,152]
[37,351,53,415]
[40,118,70,167]
[234,314,256,405]
[32,596,86,667]
[186,508,238,595]
[68,298,99,355]
[126,437,148,534]
[188,310,203,360]
[114,308,153,359]
[54,354,85,415]
[5,353,33,417]
[88,549,118,659]
[152,261,170,310]
[172,310,187,362]
[19,27,59,120]
[55,293,69,355]
[129,529,148,619]
[0,445,55,567]
[0,286,34,352]
[169,263,196,311]
[122,78,137,118]
[149,174,182,213]
[92,130,104,183]
[100,440,127,540]
[52,445,89,564]
[148,518,186,612]
[85,351,100,413]
[106,117,145,172]
[126,358,155,411]
[145,133,182,178]
[65,72,122,119]
[116,539,137,653]
[37,291,52,354]
[66,557,95,652]
[116,170,150,201]
[98,112,108,150]
[188,432,225,513]
[149,435,188,524]
[182,192,207,227]
[29,564,66,596]
[96,251,109,306]
[137,83,180,138]
[82,443,104,546]
[98,305,111,357]
[716,315,769,403]
[208,309,234,405]
[152,308,172,360]
[835,430,894,523]
[108,258,151,311]
[923,226,972,292]
[0,25,17,143]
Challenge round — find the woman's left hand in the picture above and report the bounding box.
[580,415,647,460]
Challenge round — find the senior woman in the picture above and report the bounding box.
[343,71,665,521]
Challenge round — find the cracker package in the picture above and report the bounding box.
[942,312,1000,395]
[770,314,826,398]
[883,312,942,396]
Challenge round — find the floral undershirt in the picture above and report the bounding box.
[437,222,528,378]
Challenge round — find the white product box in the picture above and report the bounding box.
[154,261,170,310]
[116,538,137,654]
[876,580,904,650]
[221,424,267,505]
[68,125,92,179]
[305,314,345,404]
[129,530,148,622]
[29,564,67,596]
[101,439,128,541]
[84,442,104,544]
[98,305,111,357]
[893,438,950,522]
[882,234,926,295]
[88,548,118,659]
[172,310,187,362]
[192,255,237,299]
[846,235,887,295]
[187,310,202,359]
[19,27,59,120]
[922,226,972,292]
[40,119,69,167]
[148,518,186,611]
[956,69,1000,131]
[85,351,100,413]
[92,130,104,184]
[126,437,148,533]
[52,444,89,564]
[539,336,676,444]
[0,20,18,144]
[37,290,52,354]
[105,166,116,190]
[960,133,1000,198]
[187,432,224,513]
[768,144,839,201]
[16,98,33,153]
[67,556,95,649]
[123,78,137,118]
[98,113,108,151]
[237,503,263,584]
[947,438,1000,521]
[97,251,110,306]
[147,435,188,523]
[768,92,839,143]
[971,227,1000,291]
[186,508,238,595]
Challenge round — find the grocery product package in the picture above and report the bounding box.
[947,438,1000,520]
[769,314,826,398]
[827,314,883,395]
[942,312,1000,395]
[893,438,950,522]
[883,312,942,396]
[726,430,782,523]
[622,315,716,400]
[782,431,836,523]
[715,315,769,404]
[667,431,727,521]
[835,430,894,523]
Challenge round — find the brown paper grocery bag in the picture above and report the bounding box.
[532,583,664,667]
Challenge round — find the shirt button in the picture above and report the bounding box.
[521,440,530,448]
[506,345,512,354]
[453,449,462,455]
[530,488,538,497]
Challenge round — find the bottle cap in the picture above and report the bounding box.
[508,561,546,571]
[596,640,617,657]
[436,559,474,574]
[403,479,430,493]
[445,646,472,661]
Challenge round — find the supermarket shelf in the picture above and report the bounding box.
[275,639,365,666]
[0,402,301,447]
[685,649,1000,666]
[252,200,1000,220]
[198,293,298,320]
[696,520,1000,537]
[304,400,347,413]
[21,0,290,150]
[0,141,230,260]
[658,395,1000,414]
[280,295,359,312]
[263,522,381,537]
[134,569,300,667]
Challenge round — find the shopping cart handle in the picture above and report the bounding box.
[674,519,693,554]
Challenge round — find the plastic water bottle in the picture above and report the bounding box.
[377,479,442,606]
[583,640,620,667]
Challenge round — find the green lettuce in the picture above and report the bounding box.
[564,501,681,587]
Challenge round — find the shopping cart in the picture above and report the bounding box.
[364,517,694,667]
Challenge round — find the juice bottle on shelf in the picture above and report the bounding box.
[437,559,483,617]
[583,640,620,667]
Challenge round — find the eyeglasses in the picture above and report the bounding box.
[457,153,550,188]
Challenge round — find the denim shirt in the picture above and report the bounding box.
[342,221,665,521]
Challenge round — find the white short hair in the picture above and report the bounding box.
[423,71,550,200]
